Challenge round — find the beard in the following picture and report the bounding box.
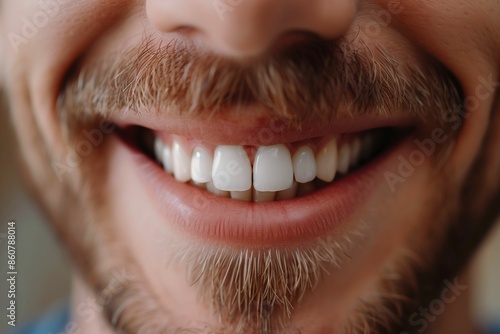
[24,31,500,334]
[58,142,500,334]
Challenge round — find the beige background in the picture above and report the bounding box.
[0,105,499,333]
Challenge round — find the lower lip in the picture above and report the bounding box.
[122,134,411,247]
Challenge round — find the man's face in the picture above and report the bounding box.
[1,1,500,333]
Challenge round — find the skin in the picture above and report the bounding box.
[1,0,500,333]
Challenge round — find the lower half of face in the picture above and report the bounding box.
[80,134,457,332]
[2,0,500,333]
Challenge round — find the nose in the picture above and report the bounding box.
[146,0,356,57]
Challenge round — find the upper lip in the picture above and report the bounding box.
[112,105,416,146]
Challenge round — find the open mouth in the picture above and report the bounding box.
[112,115,414,246]
[124,126,397,202]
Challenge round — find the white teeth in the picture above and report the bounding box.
[253,144,294,192]
[207,181,229,197]
[316,139,338,182]
[155,129,379,201]
[349,137,362,168]
[172,139,191,182]
[230,189,252,202]
[191,147,213,183]
[154,137,164,163]
[162,145,174,173]
[293,146,317,183]
[212,146,252,192]
[253,189,276,202]
[337,143,350,174]
[276,181,298,201]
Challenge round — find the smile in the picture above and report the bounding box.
[150,129,387,202]
[114,112,414,246]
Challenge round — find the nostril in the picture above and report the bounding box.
[146,0,357,58]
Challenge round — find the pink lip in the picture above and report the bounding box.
[119,128,413,247]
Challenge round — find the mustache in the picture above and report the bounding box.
[59,34,463,130]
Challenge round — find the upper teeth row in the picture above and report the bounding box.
[154,133,375,199]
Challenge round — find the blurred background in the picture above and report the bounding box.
[0,102,499,333]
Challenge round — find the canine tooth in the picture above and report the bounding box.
[207,181,229,197]
[172,139,191,182]
[253,189,276,202]
[297,182,316,196]
[337,143,350,174]
[154,137,164,163]
[349,137,362,167]
[293,146,317,183]
[316,139,338,182]
[191,147,213,183]
[230,190,252,202]
[212,146,252,192]
[253,144,294,192]
[162,145,174,174]
[276,181,298,201]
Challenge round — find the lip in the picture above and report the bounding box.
[116,121,414,247]
[111,105,415,146]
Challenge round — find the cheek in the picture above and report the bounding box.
[389,0,496,79]
[384,0,499,181]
